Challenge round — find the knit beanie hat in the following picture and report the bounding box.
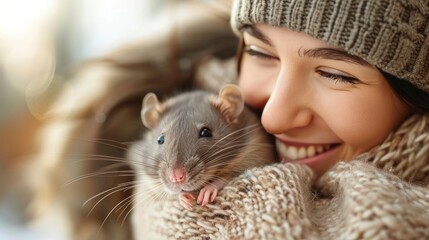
[231,0,429,93]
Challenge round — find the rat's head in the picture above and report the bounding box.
[140,84,248,194]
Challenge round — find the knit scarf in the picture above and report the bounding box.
[132,113,429,240]
[358,114,429,183]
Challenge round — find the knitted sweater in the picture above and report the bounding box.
[132,111,429,239]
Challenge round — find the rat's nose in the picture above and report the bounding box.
[169,167,186,183]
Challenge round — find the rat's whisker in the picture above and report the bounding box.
[207,135,272,160]
[69,154,127,161]
[202,123,260,156]
[203,125,261,159]
[83,181,137,213]
[64,136,131,152]
[203,141,254,164]
[195,174,229,191]
[98,189,139,234]
[63,170,136,186]
[113,185,161,227]
[208,175,229,185]
[67,153,149,170]
[134,162,160,171]
[119,192,140,226]
[90,138,131,152]
[113,193,136,217]
[137,171,160,179]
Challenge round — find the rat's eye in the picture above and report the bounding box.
[199,127,212,138]
[157,134,165,145]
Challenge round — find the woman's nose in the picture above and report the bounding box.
[261,70,313,135]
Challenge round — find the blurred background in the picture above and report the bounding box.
[0,0,235,239]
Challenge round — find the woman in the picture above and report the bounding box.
[134,0,429,239]
[233,0,429,178]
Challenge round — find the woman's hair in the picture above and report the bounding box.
[235,36,429,114]
[381,71,429,114]
[235,37,244,73]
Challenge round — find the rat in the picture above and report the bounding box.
[127,84,276,210]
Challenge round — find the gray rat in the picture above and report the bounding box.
[128,84,276,210]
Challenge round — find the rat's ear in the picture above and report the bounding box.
[213,84,244,123]
[141,93,163,129]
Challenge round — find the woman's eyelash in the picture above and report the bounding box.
[317,70,359,84]
[244,46,277,60]
[243,45,359,85]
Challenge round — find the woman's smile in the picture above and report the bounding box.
[274,137,342,177]
[275,139,339,161]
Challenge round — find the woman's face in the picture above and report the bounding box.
[239,24,411,177]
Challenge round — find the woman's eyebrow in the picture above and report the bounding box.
[241,25,371,67]
[240,25,272,46]
[300,47,372,66]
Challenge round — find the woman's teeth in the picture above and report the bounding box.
[275,140,332,160]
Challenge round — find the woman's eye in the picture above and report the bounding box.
[199,127,212,138]
[157,134,165,145]
[244,45,278,61]
[316,69,359,85]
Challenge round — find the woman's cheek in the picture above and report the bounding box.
[238,81,264,111]
[239,61,263,109]
[239,58,277,110]
[326,98,402,156]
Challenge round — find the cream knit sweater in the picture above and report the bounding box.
[133,113,429,239]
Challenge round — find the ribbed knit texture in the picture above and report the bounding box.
[133,114,429,239]
[230,0,429,93]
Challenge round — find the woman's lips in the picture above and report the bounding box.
[275,139,339,161]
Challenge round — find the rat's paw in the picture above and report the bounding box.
[179,192,196,210]
[197,185,219,206]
